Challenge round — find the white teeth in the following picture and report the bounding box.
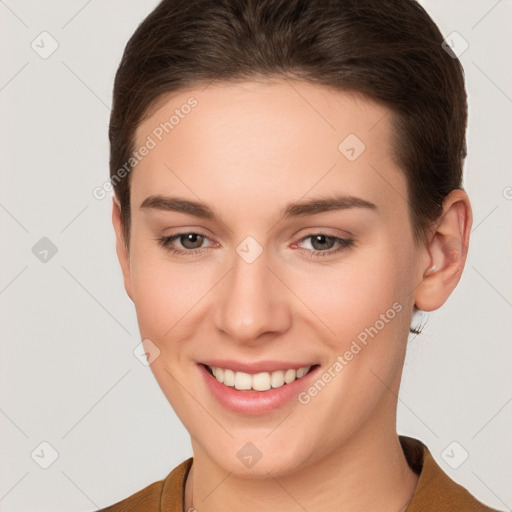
[234,371,252,390]
[212,367,224,383]
[208,365,312,391]
[252,372,271,391]
[296,367,308,378]
[284,369,296,383]
[223,369,235,387]
[270,370,285,388]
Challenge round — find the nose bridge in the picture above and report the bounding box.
[214,238,290,343]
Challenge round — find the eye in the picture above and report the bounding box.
[295,233,354,258]
[157,232,214,254]
[156,231,354,258]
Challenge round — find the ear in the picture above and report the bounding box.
[112,197,134,301]
[414,189,472,312]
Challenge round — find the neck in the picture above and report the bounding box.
[184,428,419,512]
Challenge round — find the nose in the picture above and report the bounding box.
[214,244,292,345]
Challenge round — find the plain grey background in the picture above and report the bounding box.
[0,1,511,511]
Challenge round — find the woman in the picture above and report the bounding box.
[100,0,501,510]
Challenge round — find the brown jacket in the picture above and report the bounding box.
[98,436,501,511]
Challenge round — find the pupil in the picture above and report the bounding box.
[183,233,202,249]
[313,235,332,250]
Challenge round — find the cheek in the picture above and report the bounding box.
[299,249,410,349]
[129,243,202,342]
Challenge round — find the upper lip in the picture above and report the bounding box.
[200,360,317,374]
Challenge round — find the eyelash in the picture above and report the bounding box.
[157,232,354,258]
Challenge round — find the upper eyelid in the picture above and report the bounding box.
[293,233,352,250]
[163,231,216,249]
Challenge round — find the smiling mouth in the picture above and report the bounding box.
[202,364,318,392]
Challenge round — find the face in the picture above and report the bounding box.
[115,80,428,477]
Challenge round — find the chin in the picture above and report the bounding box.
[199,431,315,480]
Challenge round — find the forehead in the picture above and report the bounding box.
[131,80,406,223]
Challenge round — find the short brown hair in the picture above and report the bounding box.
[109,1,468,336]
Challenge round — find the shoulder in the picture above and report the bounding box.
[400,436,503,512]
[96,458,193,512]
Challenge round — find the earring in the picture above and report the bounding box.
[424,265,438,277]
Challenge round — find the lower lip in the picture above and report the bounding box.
[199,364,320,415]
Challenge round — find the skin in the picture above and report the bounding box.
[112,79,472,512]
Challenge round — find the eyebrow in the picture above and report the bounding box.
[140,193,378,220]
